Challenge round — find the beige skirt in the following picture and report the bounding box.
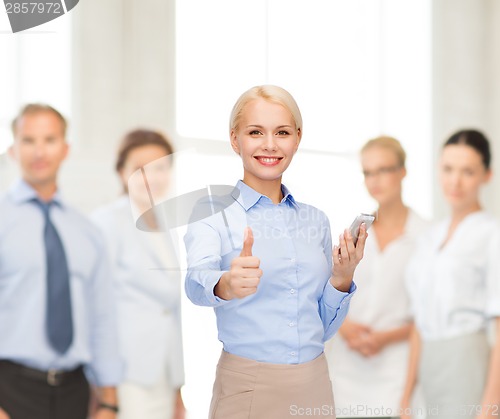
[209,351,336,419]
[419,331,490,419]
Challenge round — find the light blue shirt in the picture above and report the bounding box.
[184,180,356,364]
[0,180,122,386]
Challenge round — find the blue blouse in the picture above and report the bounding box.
[184,180,355,364]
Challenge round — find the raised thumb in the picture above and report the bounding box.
[239,227,254,257]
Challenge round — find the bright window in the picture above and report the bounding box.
[0,10,71,155]
[176,0,432,221]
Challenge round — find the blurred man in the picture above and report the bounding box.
[0,104,122,419]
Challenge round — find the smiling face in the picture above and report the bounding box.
[361,145,406,206]
[440,144,491,212]
[230,98,301,191]
[9,110,68,190]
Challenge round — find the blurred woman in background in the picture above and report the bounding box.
[92,129,185,419]
[401,130,500,419]
[326,136,427,418]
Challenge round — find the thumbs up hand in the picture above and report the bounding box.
[214,227,262,300]
[239,226,254,257]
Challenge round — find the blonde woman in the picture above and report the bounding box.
[326,136,427,418]
[184,85,367,418]
[401,130,500,419]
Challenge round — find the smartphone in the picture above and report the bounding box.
[348,213,375,246]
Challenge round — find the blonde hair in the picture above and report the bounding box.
[361,136,406,168]
[229,85,302,133]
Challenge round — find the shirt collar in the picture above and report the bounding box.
[8,178,65,208]
[231,180,299,211]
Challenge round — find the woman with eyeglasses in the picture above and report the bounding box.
[401,130,500,419]
[326,136,428,418]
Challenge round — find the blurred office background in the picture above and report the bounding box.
[1,1,499,417]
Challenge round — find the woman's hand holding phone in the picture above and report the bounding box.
[330,214,373,292]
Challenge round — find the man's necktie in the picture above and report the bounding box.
[33,199,73,354]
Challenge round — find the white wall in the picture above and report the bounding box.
[66,0,177,211]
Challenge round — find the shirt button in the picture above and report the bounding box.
[289,322,295,327]
[290,258,296,263]
[290,289,295,294]
[291,352,296,356]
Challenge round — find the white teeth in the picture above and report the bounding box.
[259,157,279,163]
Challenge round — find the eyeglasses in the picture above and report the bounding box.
[362,165,402,178]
